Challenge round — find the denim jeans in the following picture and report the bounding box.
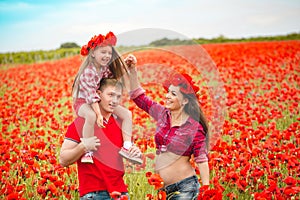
[80,191,129,200]
[162,175,200,200]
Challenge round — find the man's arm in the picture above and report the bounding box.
[59,139,86,167]
[59,136,100,167]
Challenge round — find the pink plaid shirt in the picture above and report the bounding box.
[77,64,113,104]
[130,87,208,163]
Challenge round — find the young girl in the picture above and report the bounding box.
[72,31,142,164]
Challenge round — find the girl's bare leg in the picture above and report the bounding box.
[78,103,96,163]
[113,106,132,147]
[114,106,142,164]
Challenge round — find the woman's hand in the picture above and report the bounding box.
[125,54,140,91]
[124,54,137,70]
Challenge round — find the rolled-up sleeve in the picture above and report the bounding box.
[193,127,209,163]
[130,87,165,121]
[79,67,101,104]
[129,87,145,99]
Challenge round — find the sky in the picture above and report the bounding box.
[0,0,299,52]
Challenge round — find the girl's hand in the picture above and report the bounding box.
[124,54,137,69]
[96,115,105,128]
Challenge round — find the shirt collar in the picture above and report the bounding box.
[103,114,118,125]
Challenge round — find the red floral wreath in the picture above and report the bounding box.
[80,31,117,56]
[163,73,199,95]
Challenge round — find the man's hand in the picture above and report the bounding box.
[80,136,101,151]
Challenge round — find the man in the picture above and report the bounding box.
[60,78,141,200]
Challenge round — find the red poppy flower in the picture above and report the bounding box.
[145,171,152,177]
[120,195,129,200]
[81,31,117,56]
[145,153,155,160]
[158,190,167,200]
[104,31,117,46]
[147,173,164,190]
[88,35,98,49]
[110,191,121,199]
[283,176,297,186]
[6,192,19,200]
[80,45,89,56]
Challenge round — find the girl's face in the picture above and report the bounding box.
[92,45,113,67]
[165,85,188,111]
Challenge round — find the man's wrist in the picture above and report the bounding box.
[79,142,88,153]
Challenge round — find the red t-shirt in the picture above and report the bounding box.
[65,115,127,197]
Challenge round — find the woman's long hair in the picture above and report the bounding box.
[183,92,210,150]
[72,46,128,98]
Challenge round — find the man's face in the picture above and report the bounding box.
[98,85,122,114]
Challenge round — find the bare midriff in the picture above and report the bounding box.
[155,151,196,187]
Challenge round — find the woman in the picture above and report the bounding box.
[125,55,209,199]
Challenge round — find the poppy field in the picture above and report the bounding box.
[0,40,299,199]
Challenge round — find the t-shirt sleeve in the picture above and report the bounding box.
[65,122,81,143]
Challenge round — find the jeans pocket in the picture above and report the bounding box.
[180,181,199,192]
[80,193,95,200]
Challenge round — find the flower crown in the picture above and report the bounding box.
[163,73,199,95]
[80,31,117,56]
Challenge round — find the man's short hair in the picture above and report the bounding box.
[98,78,123,92]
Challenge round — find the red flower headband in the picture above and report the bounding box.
[80,31,117,56]
[163,73,200,95]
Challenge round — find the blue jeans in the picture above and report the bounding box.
[162,175,200,200]
[80,191,129,200]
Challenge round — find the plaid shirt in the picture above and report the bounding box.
[130,87,208,163]
[77,64,113,104]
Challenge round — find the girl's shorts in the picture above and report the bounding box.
[73,98,86,116]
